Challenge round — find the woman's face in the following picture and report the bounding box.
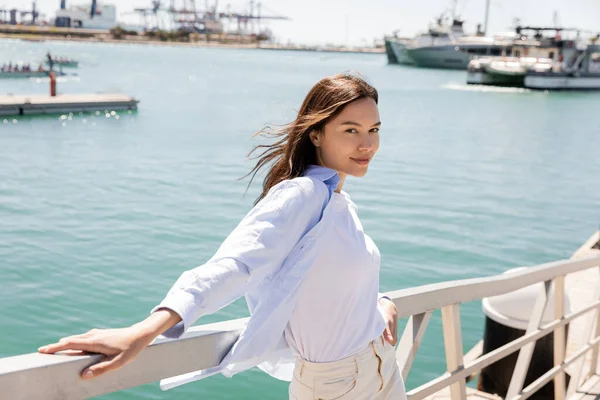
[310,97,380,178]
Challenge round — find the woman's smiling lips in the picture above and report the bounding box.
[350,157,371,165]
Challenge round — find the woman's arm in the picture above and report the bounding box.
[38,309,181,379]
[39,178,329,377]
[378,294,399,345]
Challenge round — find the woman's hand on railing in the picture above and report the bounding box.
[378,297,399,346]
[37,308,182,380]
[37,326,155,379]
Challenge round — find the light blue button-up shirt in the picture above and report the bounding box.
[155,165,342,389]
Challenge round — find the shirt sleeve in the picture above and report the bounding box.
[152,179,328,338]
[378,292,392,302]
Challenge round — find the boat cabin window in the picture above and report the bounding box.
[55,16,71,27]
[549,52,555,59]
[466,48,488,55]
[590,53,600,73]
[515,50,521,57]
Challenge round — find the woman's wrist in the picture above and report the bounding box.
[134,308,182,340]
[378,295,392,303]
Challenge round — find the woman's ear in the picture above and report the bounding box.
[309,129,322,147]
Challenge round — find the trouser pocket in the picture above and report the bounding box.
[314,375,357,400]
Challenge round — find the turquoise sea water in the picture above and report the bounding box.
[1,39,599,399]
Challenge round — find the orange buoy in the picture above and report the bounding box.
[49,72,56,97]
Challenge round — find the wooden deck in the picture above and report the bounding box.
[426,387,501,399]
[0,94,139,116]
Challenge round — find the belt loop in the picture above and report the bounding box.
[298,361,304,378]
[371,340,379,357]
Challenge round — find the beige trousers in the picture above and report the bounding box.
[289,336,407,400]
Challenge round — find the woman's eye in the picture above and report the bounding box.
[370,128,379,133]
[345,128,358,134]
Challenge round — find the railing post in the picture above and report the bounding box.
[441,304,467,400]
[506,280,551,399]
[554,276,566,400]
[590,269,600,378]
[591,310,600,377]
[396,311,433,380]
[567,267,600,399]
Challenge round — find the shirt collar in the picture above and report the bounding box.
[303,164,341,194]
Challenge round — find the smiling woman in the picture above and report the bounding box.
[310,97,381,178]
[39,72,406,400]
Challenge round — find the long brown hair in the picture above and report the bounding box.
[247,72,378,204]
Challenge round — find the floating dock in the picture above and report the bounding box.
[0,94,139,117]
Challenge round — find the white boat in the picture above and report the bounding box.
[385,15,466,67]
[525,44,600,90]
[385,0,515,70]
[467,56,550,87]
[467,29,600,90]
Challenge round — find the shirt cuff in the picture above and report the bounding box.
[150,290,199,339]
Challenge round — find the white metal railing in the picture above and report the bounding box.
[1,255,600,400]
[393,254,600,400]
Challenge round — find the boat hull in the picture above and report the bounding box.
[524,74,600,90]
[406,45,470,69]
[467,71,600,90]
[44,61,79,68]
[466,71,524,87]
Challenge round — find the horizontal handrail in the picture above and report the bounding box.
[389,255,600,319]
[0,318,247,400]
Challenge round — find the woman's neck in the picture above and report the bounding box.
[335,172,346,193]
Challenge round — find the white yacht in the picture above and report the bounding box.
[405,28,513,70]
[467,28,600,90]
[385,0,514,70]
[384,15,465,66]
[525,45,600,90]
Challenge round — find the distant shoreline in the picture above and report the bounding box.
[0,29,384,55]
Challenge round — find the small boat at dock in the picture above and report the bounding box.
[0,70,67,79]
[0,93,139,116]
